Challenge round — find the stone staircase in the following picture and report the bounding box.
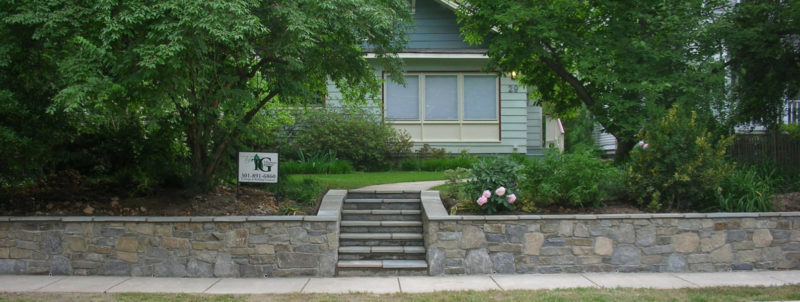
[336,190,428,276]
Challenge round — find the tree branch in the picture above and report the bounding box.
[245,56,288,79]
[537,54,596,108]
[243,90,280,125]
[204,90,281,178]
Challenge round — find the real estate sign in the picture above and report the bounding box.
[238,152,278,183]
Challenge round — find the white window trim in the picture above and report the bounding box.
[383,72,501,142]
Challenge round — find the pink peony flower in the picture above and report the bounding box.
[482,190,491,198]
[638,140,645,147]
[495,186,506,196]
[507,194,517,204]
[476,196,488,206]
[643,143,649,150]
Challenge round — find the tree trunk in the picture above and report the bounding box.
[614,138,637,163]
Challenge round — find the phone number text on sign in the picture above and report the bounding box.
[238,152,278,183]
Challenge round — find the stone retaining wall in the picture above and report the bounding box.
[420,191,800,275]
[3,189,799,277]
[0,190,346,277]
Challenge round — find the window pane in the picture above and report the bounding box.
[463,76,497,120]
[425,75,458,120]
[386,75,419,120]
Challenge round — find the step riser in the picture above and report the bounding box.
[340,226,423,233]
[343,203,420,211]
[346,192,420,199]
[338,254,426,261]
[342,214,421,221]
[338,191,426,276]
[337,268,427,277]
[340,240,424,247]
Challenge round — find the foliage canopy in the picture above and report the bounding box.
[457,0,731,158]
[1,0,410,189]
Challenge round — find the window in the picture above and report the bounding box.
[385,75,419,120]
[384,72,499,142]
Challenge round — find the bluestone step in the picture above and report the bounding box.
[339,233,423,240]
[337,260,427,269]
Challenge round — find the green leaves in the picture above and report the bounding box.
[626,105,734,211]
[1,0,411,190]
[458,0,730,158]
[719,0,800,128]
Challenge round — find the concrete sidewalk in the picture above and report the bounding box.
[357,180,447,191]
[1,271,799,294]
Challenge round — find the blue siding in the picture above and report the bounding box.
[406,0,482,50]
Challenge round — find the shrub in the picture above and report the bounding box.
[278,177,322,205]
[280,151,353,174]
[715,166,773,212]
[441,167,470,200]
[398,151,477,171]
[288,109,412,171]
[522,148,621,209]
[415,144,448,158]
[781,123,800,139]
[626,106,734,211]
[465,157,525,214]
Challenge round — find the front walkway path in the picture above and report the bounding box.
[1,271,798,294]
[357,180,447,191]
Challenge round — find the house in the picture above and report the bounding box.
[326,0,546,155]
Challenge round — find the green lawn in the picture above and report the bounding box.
[288,171,446,190]
[3,285,800,302]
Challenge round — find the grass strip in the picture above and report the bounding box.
[2,285,800,302]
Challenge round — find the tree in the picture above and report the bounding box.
[457,0,728,159]
[3,0,410,189]
[720,0,800,128]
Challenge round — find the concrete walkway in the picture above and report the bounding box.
[357,180,447,191]
[2,271,799,294]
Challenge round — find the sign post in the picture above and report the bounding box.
[237,152,278,199]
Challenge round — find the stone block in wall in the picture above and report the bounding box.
[103,260,130,276]
[574,223,590,237]
[155,257,187,277]
[214,253,239,277]
[162,237,190,249]
[753,229,773,247]
[50,256,72,275]
[524,233,544,256]
[700,231,726,252]
[488,243,523,253]
[465,248,492,274]
[614,224,635,244]
[63,237,86,252]
[460,226,485,249]
[506,225,527,243]
[594,237,613,256]
[665,254,687,272]
[610,245,640,265]
[727,230,747,242]
[578,256,603,265]
[635,225,656,246]
[116,251,138,263]
[115,237,139,252]
[42,232,61,254]
[484,223,505,233]
[277,252,318,268]
[673,233,699,253]
[558,221,573,236]
[710,244,733,262]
